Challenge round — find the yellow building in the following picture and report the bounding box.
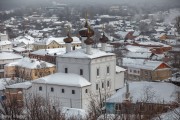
[33,36,81,50]
[4,57,56,80]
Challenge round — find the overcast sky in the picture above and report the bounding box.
[0,0,180,10]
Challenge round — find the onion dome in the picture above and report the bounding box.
[99,33,108,43]
[84,36,94,45]
[79,21,94,37]
[63,32,73,43]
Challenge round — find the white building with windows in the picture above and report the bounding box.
[28,73,91,110]
[28,21,125,110]
[57,48,123,93]
[0,52,23,78]
[0,33,12,51]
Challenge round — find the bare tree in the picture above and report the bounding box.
[175,16,180,34]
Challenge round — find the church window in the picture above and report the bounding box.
[65,68,68,73]
[107,66,110,74]
[102,82,104,88]
[107,81,110,87]
[80,69,83,75]
[62,89,64,93]
[72,90,75,94]
[51,87,54,92]
[39,86,42,91]
[97,68,99,76]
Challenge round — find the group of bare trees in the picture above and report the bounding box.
[0,94,67,120]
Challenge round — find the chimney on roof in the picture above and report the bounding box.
[84,27,94,55]
[99,32,108,51]
[125,81,130,100]
[63,31,73,53]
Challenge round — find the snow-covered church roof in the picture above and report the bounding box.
[32,73,91,87]
[59,48,115,59]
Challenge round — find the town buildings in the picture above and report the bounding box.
[105,81,179,117]
[33,36,81,50]
[4,57,56,80]
[26,21,125,110]
[0,32,12,51]
[123,58,171,81]
[0,52,23,78]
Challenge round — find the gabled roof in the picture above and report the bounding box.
[0,52,23,60]
[6,81,32,89]
[59,48,115,59]
[34,36,81,45]
[6,57,55,69]
[106,81,179,104]
[32,73,91,87]
[0,40,11,46]
[123,58,171,70]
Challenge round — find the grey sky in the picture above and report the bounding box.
[0,0,179,10]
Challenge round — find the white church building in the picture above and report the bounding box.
[27,21,125,110]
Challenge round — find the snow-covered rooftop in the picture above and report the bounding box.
[31,47,81,56]
[126,52,164,60]
[34,36,81,45]
[0,52,23,60]
[32,73,91,87]
[6,57,55,69]
[13,35,35,45]
[12,47,32,52]
[6,81,32,89]
[62,107,87,119]
[138,41,171,47]
[122,58,170,70]
[106,81,179,104]
[59,48,115,59]
[126,45,150,52]
[135,35,150,41]
[152,107,180,120]
[31,48,66,56]
[0,78,12,90]
[0,40,11,46]
[116,66,126,73]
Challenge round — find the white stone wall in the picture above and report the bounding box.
[57,55,120,95]
[0,44,12,51]
[90,56,116,94]
[0,34,8,41]
[57,57,91,81]
[28,83,90,109]
[115,72,125,90]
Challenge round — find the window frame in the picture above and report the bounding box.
[97,68,100,77]
[107,66,110,74]
[80,69,83,75]
[51,87,54,92]
[65,68,68,73]
[39,86,42,91]
[62,89,65,93]
[72,90,75,94]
